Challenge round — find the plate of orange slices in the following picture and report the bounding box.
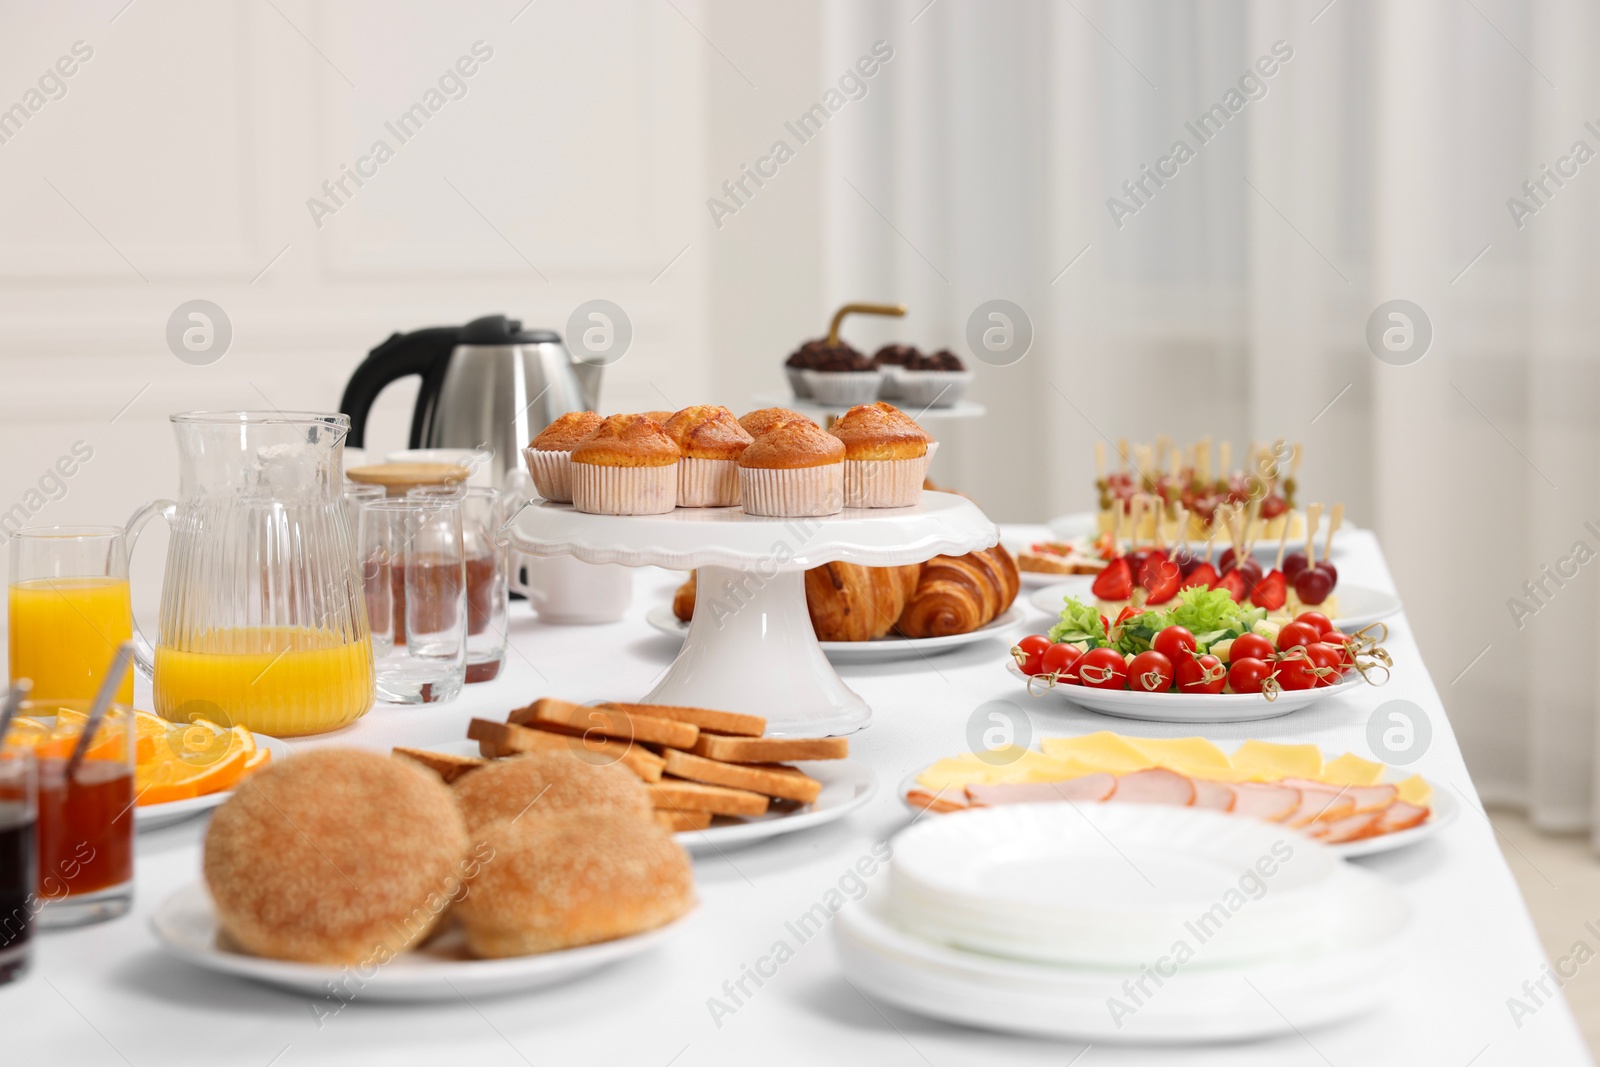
[11,708,287,832]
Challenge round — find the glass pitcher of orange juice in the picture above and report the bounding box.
[126,412,374,736]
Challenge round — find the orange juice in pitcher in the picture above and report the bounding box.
[127,412,374,737]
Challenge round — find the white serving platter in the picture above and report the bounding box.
[428,740,877,854]
[644,604,1023,664]
[1006,659,1364,723]
[896,749,1457,859]
[151,883,690,1001]
[1026,576,1402,633]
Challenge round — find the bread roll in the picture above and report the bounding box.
[455,812,694,957]
[203,749,469,965]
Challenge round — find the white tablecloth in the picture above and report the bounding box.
[4,526,1591,1066]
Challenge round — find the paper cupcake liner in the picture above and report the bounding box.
[923,440,940,478]
[786,366,813,399]
[896,370,972,408]
[844,456,924,508]
[678,457,741,507]
[525,447,573,503]
[739,465,844,517]
[571,462,679,515]
[801,370,883,407]
[876,365,905,399]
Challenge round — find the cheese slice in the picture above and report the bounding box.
[1123,736,1233,778]
[915,748,1088,790]
[1228,740,1324,781]
[1041,732,1156,775]
[1395,774,1433,806]
[1319,752,1386,787]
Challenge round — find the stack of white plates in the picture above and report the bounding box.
[839,803,1412,1042]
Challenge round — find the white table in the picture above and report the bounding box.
[3,527,1591,1066]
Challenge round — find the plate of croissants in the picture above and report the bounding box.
[654,545,1024,663]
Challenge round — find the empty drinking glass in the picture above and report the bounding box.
[360,498,467,704]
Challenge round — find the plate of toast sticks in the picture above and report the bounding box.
[398,697,877,853]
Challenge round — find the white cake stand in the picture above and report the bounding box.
[507,491,1000,736]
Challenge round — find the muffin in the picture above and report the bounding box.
[570,414,681,515]
[739,407,814,439]
[786,338,864,398]
[454,811,694,958]
[799,344,883,407]
[829,402,932,508]
[897,348,972,408]
[639,411,675,424]
[663,406,754,507]
[524,411,602,503]
[203,749,469,965]
[872,344,920,400]
[738,421,846,517]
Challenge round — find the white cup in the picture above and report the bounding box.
[512,554,633,625]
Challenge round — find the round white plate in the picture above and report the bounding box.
[150,883,689,1001]
[1006,659,1362,723]
[889,804,1341,968]
[136,732,293,832]
[834,866,1410,1043]
[644,604,1024,664]
[1046,511,1355,559]
[1027,577,1401,633]
[896,766,1458,859]
[428,740,877,854]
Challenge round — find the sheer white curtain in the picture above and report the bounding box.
[818,0,1600,838]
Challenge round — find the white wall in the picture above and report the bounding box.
[0,0,713,612]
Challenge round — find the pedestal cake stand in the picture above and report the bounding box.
[508,491,999,737]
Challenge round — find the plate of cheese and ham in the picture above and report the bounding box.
[899,732,1455,858]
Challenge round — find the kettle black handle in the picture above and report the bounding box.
[340,327,460,448]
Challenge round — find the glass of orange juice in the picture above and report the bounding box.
[7,528,134,705]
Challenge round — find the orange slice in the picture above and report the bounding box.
[3,717,51,749]
[136,726,248,805]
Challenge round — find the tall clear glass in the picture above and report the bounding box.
[22,699,135,928]
[8,528,134,705]
[408,485,508,683]
[125,412,374,737]
[0,742,36,980]
[361,498,467,704]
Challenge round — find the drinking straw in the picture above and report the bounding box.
[65,642,134,780]
[0,678,32,748]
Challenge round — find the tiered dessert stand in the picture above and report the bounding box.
[508,491,999,737]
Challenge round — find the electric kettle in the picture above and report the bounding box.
[340,314,602,488]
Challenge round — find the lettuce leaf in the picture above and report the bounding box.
[1047,596,1109,648]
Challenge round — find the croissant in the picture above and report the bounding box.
[894,544,1019,639]
[671,563,920,641]
[804,562,921,642]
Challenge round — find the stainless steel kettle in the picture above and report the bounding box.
[340,314,601,487]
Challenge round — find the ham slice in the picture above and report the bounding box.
[1308,810,1384,843]
[1375,801,1429,833]
[905,790,967,813]
[1229,782,1301,822]
[1190,779,1236,812]
[1107,768,1196,806]
[965,774,1116,806]
[1286,790,1356,827]
[1281,778,1397,814]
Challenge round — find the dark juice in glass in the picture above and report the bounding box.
[0,800,34,983]
[36,758,133,898]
